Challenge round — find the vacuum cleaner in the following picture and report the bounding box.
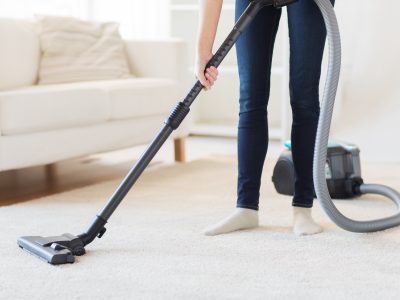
[272,140,364,199]
[17,0,400,265]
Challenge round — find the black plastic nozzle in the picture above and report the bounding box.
[17,233,85,265]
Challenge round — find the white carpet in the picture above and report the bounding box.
[1,155,400,299]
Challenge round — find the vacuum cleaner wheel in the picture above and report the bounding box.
[272,150,295,196]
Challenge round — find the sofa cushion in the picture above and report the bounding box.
[0,83,109,135]
[96,78,181,120]
[0,18,39,91]
[36,15,133,85]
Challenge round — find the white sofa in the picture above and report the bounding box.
[0,18,191,172]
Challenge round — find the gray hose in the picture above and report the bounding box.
[359,184,400,208]
[313,0,400,232]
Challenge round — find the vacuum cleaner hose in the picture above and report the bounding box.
[313,0,400,232]
[359,184,400,208]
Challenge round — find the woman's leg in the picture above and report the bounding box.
[236,1,281,212]
[204,0,281,236]
[287,0,335,235]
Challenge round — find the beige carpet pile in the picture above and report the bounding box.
[1,155,399,299]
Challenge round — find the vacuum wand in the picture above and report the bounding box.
[17,0,298,265]
[84,0,270,241]
[79,0,301,245]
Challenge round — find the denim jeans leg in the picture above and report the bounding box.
[235,0,281,211]
[287,0,335,208]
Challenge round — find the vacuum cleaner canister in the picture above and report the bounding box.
[272,141,364,199]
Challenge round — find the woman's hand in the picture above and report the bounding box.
[195,52,219,91]
[195,0,222,90]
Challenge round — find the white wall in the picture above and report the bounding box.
[88,0,170,39]
[0,0,170,39]
[331,0,400,162]
[0,0,88,20]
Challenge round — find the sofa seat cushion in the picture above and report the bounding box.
[96,78,181,120]
[0,83,109,135]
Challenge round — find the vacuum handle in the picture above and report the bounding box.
[182,20,247,107]
[205,30,241,70]
[205,0,272,70]
[182,0,268,107]
[205,0,298,70]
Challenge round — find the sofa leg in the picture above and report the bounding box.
[44,163,57,184]
[174,137,186,163]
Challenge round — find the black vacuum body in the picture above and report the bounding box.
[272,142,364,199]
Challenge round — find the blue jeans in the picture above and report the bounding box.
[235,0,335,210]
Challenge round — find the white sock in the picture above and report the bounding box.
[203,208,259,236]
[293,207,323,236]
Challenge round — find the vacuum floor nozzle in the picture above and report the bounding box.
[17,233,85,265]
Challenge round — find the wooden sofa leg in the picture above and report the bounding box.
[45,163,57,185]
[174,137,186,163]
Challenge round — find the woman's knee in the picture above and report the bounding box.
[238,108,268,129]
[290,79,320,116]
[239,85,270,114]
[290,99,320,124]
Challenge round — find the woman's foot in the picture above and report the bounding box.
[293,207,323,236]
[203,208,259,236]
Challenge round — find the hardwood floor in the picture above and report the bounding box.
[0,136,282,207]
[0,154,156,206]
[0,144,169,207]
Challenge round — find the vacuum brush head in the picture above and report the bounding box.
[17,233,85,265]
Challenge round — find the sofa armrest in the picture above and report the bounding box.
[124,39,189,83]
